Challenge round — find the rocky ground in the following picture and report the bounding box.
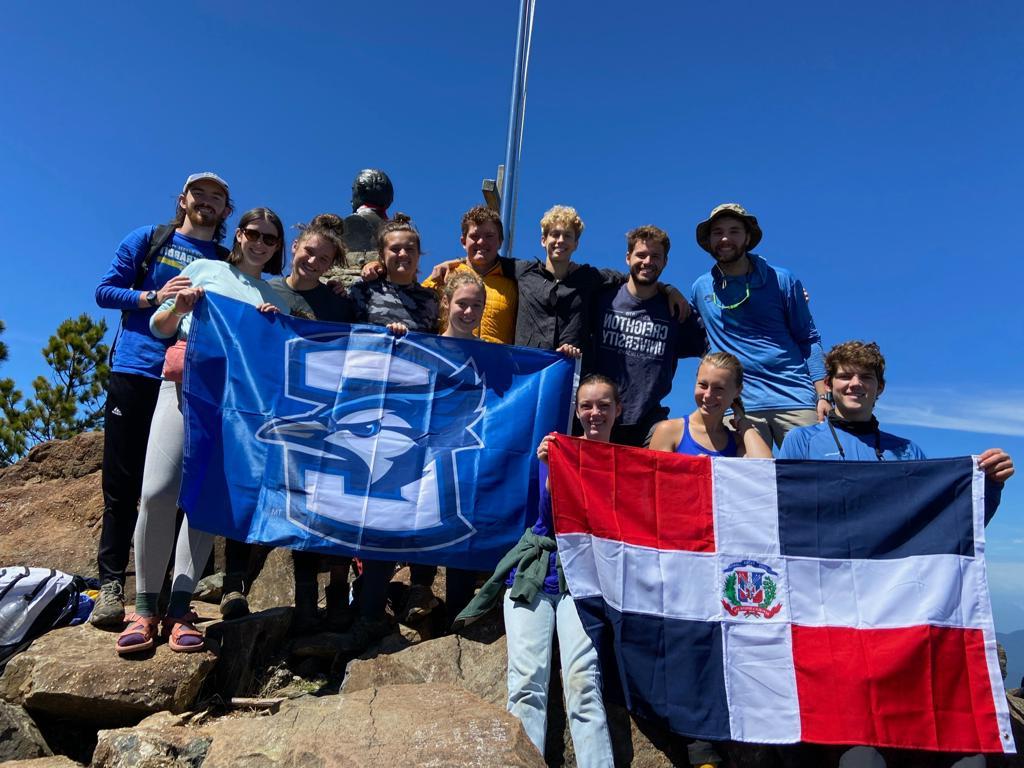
[1,432,1023,766]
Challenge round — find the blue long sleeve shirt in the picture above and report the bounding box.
[96,225,222,378]
[690,253,825,411]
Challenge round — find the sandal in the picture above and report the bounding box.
[116,613,159,655]
[162,609,205,653]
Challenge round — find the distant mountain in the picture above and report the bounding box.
[997,629,1024,690]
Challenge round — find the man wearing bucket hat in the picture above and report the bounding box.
[91,172,233,627]
[690,203,829,448]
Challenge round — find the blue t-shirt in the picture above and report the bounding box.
[591,284,707,426]
[96,226,223,377]
[690,254,825,411]
[777,420,925,462]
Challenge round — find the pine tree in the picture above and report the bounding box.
[0,320,25,465]
[0,315,110,465]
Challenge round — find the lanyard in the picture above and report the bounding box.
[827,419,885,461]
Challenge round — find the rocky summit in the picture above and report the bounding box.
[2,432,1024,766]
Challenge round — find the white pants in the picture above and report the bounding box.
[503,590,614,767]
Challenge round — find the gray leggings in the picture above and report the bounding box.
[134,380,213,600]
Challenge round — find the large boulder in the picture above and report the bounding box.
[93,683,544,767]
[0,700,52,761]
[343,632,507,706]
[0,432,105,581]
[343,632,684,767]
[0,623,216,727]
[92,711,212,768]
[245,547,297,612]
[202,607,293,699]
[0,758,83,767]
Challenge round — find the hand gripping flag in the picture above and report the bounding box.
[548,436,1014,754]
[178,293,577,570]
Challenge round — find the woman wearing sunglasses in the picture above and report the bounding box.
[116,208,285,656]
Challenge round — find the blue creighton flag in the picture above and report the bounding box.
[179,293,577,570]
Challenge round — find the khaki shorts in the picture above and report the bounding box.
[745,408,817,449]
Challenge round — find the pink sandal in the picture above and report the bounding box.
[116,613,159,655]
[162,610,205,653]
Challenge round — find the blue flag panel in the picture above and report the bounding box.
[576,597,731,741]
[775,458,976,560]
[179,293,577,570]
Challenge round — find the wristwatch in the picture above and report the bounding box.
[145,290,158,307]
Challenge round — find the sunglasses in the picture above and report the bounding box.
[240,228,280,247]
[711,279,751,310]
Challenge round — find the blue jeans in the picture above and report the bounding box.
[503,590,614,767]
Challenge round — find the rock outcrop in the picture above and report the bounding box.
[0,622,217,726]
[0,432,105,581]
[93,684,544,768]
[0,700,53,761]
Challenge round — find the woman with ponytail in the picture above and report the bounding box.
[268,213,355,323]
[649,351,770,768]
[650,352,772,458]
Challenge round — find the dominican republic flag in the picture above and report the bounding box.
[178,293,577,570]
[548,435,1014,754]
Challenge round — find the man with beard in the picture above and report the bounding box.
[91,172,232,626]
[691,203,829,448]
[591,225,707,446]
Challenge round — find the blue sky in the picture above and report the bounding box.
[2,2,1022,626]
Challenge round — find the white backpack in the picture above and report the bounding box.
[0,567,79,667]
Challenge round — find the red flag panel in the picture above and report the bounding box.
[792,624,1003,752]
[549,435,715,553]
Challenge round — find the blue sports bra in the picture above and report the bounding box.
[676,414,738,457]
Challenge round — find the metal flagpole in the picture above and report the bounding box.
[499,0,536,260]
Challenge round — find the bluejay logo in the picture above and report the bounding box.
[256,330,485,553]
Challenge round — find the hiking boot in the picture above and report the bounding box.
[399,584,438,624]
[219,591,249,621]
[336,616,392,655]
[89,581,126,628]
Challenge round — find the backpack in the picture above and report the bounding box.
[0,567,83,670]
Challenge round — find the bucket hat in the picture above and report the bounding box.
[695,203,762,253]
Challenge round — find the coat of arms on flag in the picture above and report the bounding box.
[548,435,1015,754]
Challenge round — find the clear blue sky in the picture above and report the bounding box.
[2,2,1022,626]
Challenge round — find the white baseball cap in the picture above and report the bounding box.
[182,171,229,195]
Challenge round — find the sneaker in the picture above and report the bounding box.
[89,581,126,627]
[399,584,439,624]
[219,591,249,620]
[337,616,392,654]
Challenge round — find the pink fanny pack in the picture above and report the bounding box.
[162,339,188,383]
